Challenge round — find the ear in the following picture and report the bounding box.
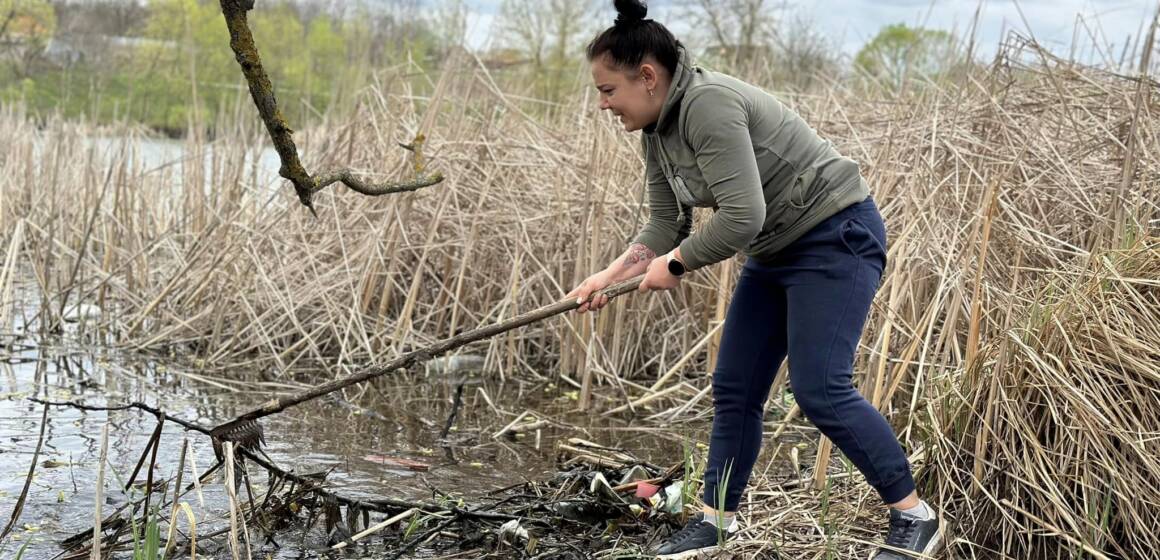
[638,63,658,89]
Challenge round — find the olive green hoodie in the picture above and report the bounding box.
[634,47,870,271]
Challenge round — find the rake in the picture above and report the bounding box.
[209,276,644,452]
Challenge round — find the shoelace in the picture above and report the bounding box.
[668,518,707,546]
[884,516,918,547]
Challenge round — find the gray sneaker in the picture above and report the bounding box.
[653,513,739,559]
[873,508,942,559]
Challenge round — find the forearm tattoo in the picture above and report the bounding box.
[624,242,657,267]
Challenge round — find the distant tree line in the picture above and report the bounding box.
[0,0,969,134]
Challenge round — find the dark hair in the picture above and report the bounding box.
[586,0,682,76]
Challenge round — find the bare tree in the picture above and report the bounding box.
[496,0,596,70]
[678,0,839,89]
[427,0,467,54]
[496,0,547,68]
[491,0,596,99]
[364,0,427,64]
[768,11,840,90]
[50,0,146,37]
[2,0,55,77]
[679,0,778,70]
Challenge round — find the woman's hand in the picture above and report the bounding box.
[566,242,660,313]
[567,270,614,314]
[638,255,681,292]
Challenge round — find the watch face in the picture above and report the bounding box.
[667,258,685,276]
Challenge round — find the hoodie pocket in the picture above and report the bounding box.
[788,167,826,210]
[758,168,826,238]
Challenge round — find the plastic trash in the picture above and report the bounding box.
[498,519,528,545]
[634,481,660,499]
[648,480,687,514]
[63,303,101,322]
[425,354,486,375]
[589,472,627,504]
[617,465,651,485]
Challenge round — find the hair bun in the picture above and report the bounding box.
[613,0,648,26]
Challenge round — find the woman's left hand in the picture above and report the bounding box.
[638,255,681,292]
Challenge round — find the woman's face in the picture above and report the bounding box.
[590,55,666,132]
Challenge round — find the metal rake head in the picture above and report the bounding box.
[211,418,266,459]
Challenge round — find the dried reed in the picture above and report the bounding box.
[2,29,1157,558]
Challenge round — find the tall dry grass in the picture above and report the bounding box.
[1,30,1157,558]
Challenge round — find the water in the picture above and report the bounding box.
[25,132,284,198]
[0,300,688,558]
[89,134,284,190]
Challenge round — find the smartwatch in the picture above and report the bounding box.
[666,251,686,277]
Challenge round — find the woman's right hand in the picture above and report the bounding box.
[566,271,614,314]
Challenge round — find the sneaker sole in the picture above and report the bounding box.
[922,528,943,556]
[656,545,720,560]
[876,522,942,559]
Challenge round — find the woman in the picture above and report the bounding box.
[567,1,942,558]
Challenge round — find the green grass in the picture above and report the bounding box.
[9,540,32,560]
[714,460,734,546]
[403,513,423,541]
[820,476,836,560]
[128,503,164,560]
[679,434,699,514]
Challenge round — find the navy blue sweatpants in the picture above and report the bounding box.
[701,197,915,511]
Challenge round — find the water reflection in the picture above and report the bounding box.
[0,328,687,558]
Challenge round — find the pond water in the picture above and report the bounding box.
[0,290,694,559]
[90,134,284,190]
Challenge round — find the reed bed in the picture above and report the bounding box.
[1,31,1158,558]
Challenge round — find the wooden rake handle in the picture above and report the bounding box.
[210,276,644,442]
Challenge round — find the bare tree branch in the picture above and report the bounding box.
[218,0,443,215]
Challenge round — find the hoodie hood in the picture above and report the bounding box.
[647,46,696,135]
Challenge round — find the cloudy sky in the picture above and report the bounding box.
[458,0,1158,65]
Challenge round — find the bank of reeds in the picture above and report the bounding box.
[1,31,1157,558]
